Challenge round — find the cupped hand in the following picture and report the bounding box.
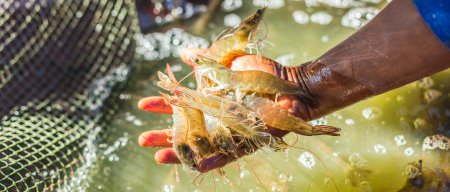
[138,48,311,173]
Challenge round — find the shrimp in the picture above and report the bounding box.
[205,115,238,155]
[157,70,287,151]
[243,95,341,136]
[204,7,267,67]
[173,90,289,152]
[165,100,198,171]
[161,93,214,171]
[193,57,312,101]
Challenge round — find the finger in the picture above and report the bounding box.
[155,148,181,164]
[138,129,173,147]
[138,96,173,114]
[179,48,208,67]
[198,148,247,173]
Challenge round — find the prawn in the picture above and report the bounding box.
[161,93,214,171]
[243,95,341,136]
[162,95,198,171]
[205,115,239,155]
[193,57,312,101]
[204,7,267,67]
[157,69,287,152]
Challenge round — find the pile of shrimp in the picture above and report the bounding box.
[156,7,341,173]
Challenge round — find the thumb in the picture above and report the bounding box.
[230,55,284,77]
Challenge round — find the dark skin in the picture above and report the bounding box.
[138,0,450,173]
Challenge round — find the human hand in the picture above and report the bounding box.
[137,48,312,173]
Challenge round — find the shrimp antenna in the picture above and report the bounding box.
[213,27,234,44]
[242,158,268,192]
[173,90,196,102]
[165,63,195,91]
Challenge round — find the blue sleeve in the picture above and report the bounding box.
[413,0,450,49]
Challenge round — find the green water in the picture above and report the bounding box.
[86,1,449,191]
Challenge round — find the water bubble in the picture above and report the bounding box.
[171,64,183,72]
[221,0,243,12]
[403,163,420,179]
[413,118,427,129]
[136,29,209,61]
[423,89,442,103]
[394,135,407,146]
[342,7,379,29]
[310,11,333,25]
[108,153,119,161]
[311,117,328,126]
[305,0,364,8]
[298,152,316,169]
[275,54,295,65]
[278,173,293,182]
[240,169,250,178]
[349,153,368,169]
[404,147,414,156]
[396,95,405,102]
[224,13,242,27]
[187,81,196,88]
[163,185,174,192]
[422,134,450,151]
[133,119,143,126]
[119,94,131,100]
[373,144,386,154]
[321,35,329,42]
[345,119,355,125]
[416,77,434,88]
[292,11,309,24]
[361,107,381,120]
[253,0,285,9]
[125,114,136,121]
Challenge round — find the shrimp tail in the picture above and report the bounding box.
[157,71,176,91]
[313,125,341,136]
[166,63,177,82]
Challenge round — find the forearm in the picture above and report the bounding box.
[289,0,450,119]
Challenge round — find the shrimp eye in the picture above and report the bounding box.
[257,9,263,14]
[181,144,192,154]
[191,57,200,63]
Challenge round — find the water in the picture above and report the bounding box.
[83,1,449,191]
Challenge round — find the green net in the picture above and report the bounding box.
[0,0,138,191]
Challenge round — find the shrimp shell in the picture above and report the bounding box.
[162,94,214,171]
[170,106,199,170]
[243,96,341,136]
[194,57,312,100]
[205,7,267,67]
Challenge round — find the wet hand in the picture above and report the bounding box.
[138,48,311,172]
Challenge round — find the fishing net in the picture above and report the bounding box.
[0,0,138,191]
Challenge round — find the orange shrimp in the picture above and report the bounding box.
[204,7,267,67]
[193,56,312,100]
[243,95,341,136]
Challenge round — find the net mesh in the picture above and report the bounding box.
[0,0,138,191]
